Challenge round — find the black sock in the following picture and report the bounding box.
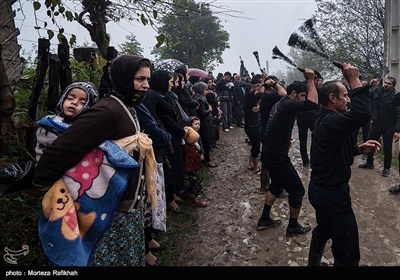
[260,204,272,221]
[288,217,298,228]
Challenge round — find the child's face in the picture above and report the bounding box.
[191,120,201,131]
[63,88,88,117]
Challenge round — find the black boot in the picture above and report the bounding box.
[307,238,327,266]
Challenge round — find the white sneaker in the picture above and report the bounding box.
[224,129,229,132]
[229,126,234,129]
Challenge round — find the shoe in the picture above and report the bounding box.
[149,243,167,253]
[358,163,374,169]
[382,168,390,177]
[145,257,162,267]
[175,198,188,205]
[193,198,208,208]
[389,185,400,194]
[229,126,234,129]
[278,189,289,198]
[168,205,185,214]
[257,218,282,231]
[206,161,218,168]
[286,224,311,237]
[224,129,230,132]
[257,187,269,193]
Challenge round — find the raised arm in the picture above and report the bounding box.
[342,63,362,90]
[304,68,318,104]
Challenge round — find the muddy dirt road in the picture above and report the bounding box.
[169,125,400,267]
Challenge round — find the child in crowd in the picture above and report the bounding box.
[184,116,209,207]
[35,82,99,162]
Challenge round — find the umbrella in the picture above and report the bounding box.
[154,58,185,72]
[187,68,208,79]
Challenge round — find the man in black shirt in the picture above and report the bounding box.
[389,92,400,194]
[358,76,397,177]
[307,63,381,266]
[257,69,318,237]
[258,75,286,190]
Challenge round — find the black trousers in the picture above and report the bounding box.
[366,123,394,169]
[308,183,360,266]
[245,125,260,158]
[262,152,305,208]
[297,113,317,165]
[353,120,371,143]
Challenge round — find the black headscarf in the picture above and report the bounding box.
[149,70,171,93]
[99,55,151,106]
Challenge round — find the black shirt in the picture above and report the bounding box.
[310,86,371,187]
[259,91,282,135]
[243,88,261,127]
[262,96,318,156]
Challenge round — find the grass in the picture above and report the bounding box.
[0,190,48,266]
[0,181,200,267]
[155,208,197,266]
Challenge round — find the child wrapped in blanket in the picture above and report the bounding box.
[35,82,99,162]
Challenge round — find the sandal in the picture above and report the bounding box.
[149,243,167,252]
[193,198,208,208]
[254,168,262,175]
[175,198,188,205]
[145,258,162,267]
[206,161,218,168]
[168,204,185,213]
[247,166,254,171]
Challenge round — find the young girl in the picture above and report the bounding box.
[35,82,99,162]
[184,116,209,207]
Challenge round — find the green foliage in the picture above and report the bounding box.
[3,54,105,164]
[314,0,384,79]
[70,56,107,88]
[281,0,384,83]
[118,34,144,56]
[0,191,48,266]
[152,0,229,71]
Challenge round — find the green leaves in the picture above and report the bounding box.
[140,14,149,25]
[65,11,74,22]
[155,34,165,48]
[33,1,41,10]
[153,0,229,70]
[47,29,54,40]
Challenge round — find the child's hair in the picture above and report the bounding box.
[190,116,200,125]
[56,82,99,121]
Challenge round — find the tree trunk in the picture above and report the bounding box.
[80,0,110,58]
[48,54,60,112]
[0,43,16,155]
[58,40,72,93]
[25,38,50,155]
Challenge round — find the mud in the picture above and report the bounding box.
[171,125,400,266]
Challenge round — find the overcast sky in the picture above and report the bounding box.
[14,0,317,77]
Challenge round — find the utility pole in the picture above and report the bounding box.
[384,0,400,155]
[384,0,400,91]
